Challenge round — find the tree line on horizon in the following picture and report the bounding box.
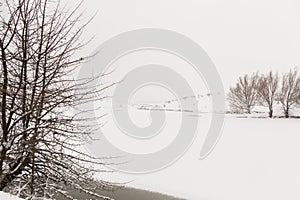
[228,68,300,118]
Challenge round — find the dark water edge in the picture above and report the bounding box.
[55,187,186,200]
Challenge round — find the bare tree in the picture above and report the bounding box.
[0,0,118,199]
[257,71,279,118]
[277,69,300,118]
[228,73,259,114]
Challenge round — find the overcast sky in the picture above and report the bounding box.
[72,0,300,91]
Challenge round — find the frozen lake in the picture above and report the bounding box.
[97,114,300,200]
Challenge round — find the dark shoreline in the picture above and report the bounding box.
[56,186,186,200]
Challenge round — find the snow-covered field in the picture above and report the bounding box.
[0,192,23,200]
[100,113,300,200]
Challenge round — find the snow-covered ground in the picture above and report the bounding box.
[93,76,300,200]
[0,192,23,200]
[98,113,300,200]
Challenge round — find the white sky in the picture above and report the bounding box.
[73,0,300,91]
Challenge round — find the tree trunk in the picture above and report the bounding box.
[284,108,289,118]
[246,106,251,114]
[269,109,273,118]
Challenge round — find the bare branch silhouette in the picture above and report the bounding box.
[0,0,119,199]
[257,71,279,118]
[277,68,300,118]
[228,73,259,114]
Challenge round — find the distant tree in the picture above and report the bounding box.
[228,73,259,114]
[0,0,117,199]
[257,71,279,118]
[277,69,300,118]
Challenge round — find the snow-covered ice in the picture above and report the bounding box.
[0,192,23,200]
[98,112,300,200]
